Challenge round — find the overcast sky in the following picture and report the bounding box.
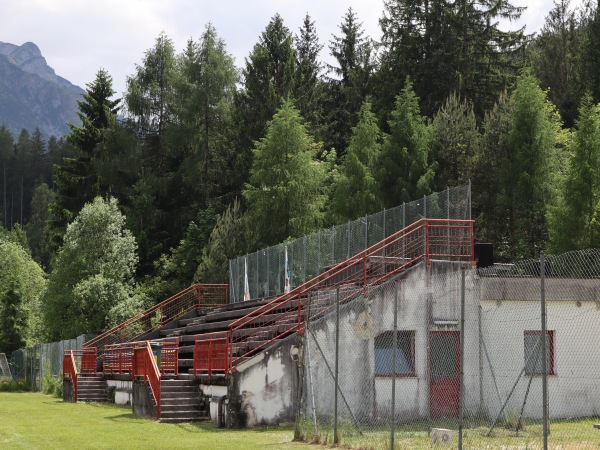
[1,0,569,95]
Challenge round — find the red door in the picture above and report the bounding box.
[429,331,460,418]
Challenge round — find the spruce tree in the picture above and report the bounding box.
[331,102,382,220]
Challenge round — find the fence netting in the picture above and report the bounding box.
[9,334,91,390]
[230,184,471,303]
[295,249,600,449]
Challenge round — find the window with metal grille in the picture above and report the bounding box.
[374,331,415,376]
[524,330,554,375]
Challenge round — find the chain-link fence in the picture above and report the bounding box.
[9,334,91,390]
[229,184,471,303]
[295,249,600,449]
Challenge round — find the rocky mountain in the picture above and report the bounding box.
[0,41,83,138]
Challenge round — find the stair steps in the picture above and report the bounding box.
[159,379,206,423]
[77,375,108,402]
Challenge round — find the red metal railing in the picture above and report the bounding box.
[63,351,78,400]
[193,332,229,377]
[132,341,162,419]
[84,284,228,353]
[217,218,474,372]
[103,338,179,376]
[62,348,97,400]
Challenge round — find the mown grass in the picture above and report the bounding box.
[0,392,312,450]
[296,416,600,449]
[3,393,600,449]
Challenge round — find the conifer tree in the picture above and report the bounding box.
[549,94,600,251]
[379,78,434,207]
[331,102,382,220]
[50,69,120,248]
[243,100,326,248]
[324,8,374,156]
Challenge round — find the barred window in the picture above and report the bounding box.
[374,331,415,376]
[524,330,554,376]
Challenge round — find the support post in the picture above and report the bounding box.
[390,284,398,450]
[541,252,549,449]
[334,288,340,444]
[459,267,466,449]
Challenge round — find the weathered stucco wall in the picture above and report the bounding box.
[480,294,600,419]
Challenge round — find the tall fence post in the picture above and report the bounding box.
[390,283,399,450]
[541,252,549,449]
[459,267,466,450]
[334,288,340,444]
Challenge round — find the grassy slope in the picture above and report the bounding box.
[0,393,311,450]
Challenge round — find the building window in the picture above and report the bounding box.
[375,331,415,376]
[524,330,554,376]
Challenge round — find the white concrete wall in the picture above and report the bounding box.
[106,379,132,405]
[304,261,480,423]
[234,340,298,426]
[480,297,600,419]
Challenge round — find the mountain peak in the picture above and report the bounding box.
[0,41,83,137]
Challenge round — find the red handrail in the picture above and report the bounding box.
[225,219,474,371]
[132,341,162,419]
[62,348,97,400]
[84,283,228,352]
[63,351,78,400]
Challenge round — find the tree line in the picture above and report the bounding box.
[1,0,600,350]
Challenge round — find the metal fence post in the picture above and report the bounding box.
[541,252,549,449]
[459,267,466,450]
[334,288,340,444]
[391,284,398,450]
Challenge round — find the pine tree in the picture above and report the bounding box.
[580,1,600,103]
[324,8,374,156]
[331,102,382,220]
[294,14,325,136]
[430,93,479,190]
[531,0,583,127]
[379,78,434,207]
[240,14,296,147]
[549,94,600,251]
[50,69,120,247]
[504,71,563,258]
[243,100,326,247]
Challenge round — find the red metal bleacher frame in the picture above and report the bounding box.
[193,218,474,377]
[84,283,228,354]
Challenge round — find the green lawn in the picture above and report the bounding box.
[3,393,600,449]
[0,393,312,450]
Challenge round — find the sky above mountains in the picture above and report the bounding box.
[3,0,562,96]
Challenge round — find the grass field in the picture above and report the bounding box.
[0,392,311,450]
[2,392,600,449]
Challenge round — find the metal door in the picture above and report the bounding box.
[429,331,460,418]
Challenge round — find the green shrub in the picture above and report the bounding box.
[0,378,31,392]
[42,362,63,397]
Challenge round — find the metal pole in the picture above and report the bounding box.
[318,230,321,274]
[305,293,318,438]
[266,248,270,297]
[390,284,398,450]
[459,267,466,450]
[334,288,340,444]
[303,236,307,284]
[541,252,549,449]
[365,214,368,248]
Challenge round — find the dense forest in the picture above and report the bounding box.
[2,0,600,350]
